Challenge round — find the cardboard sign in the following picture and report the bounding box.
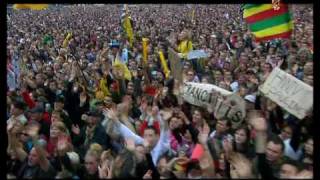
[168,48,183,84]
[260,67,313,119]
[182,82,246,128]
[187,50,208,60]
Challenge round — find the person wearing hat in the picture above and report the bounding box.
[71,109,111,159]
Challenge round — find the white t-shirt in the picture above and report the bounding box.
[284,139,303,160]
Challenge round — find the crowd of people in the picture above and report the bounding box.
[7,4,313,179]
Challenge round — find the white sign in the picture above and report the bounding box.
[260,67,313,119]
[182,82,246,128]
[187,50,208,60]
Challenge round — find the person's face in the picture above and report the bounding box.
[135,145,146,162]
[218,81,228,89]
[51,113,62,123]
[192,110,202,125]
[280,127,293,141]
[50,126,62,138]
[224,72,232,81]
[304,138,313,156]
[143,129,158,148]
[266,141,283,162]
[157,158,170,177]
[85,155,99,175]
[35,74,44,85]
[49,82,57,92]
[30,112,42,121]
[54,102,64,111]
[235,128,247,144]
[304,62,313,76]
[263,63,272,73]
[19,130,30,142]
[28,148,39,166]
[303,75,313,86]
[10,105,23,116]
[215,72,222,81]
[169,117,182,130]
[87,116,99,127]
[280,164,298,178]
[216,120,229,134]
[219,153,226,170]
[151,106,159,116]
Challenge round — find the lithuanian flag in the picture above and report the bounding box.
[243,4,293,42]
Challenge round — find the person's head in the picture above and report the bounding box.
[126,81,134,95]
[192,109,203,125]
[279,125,293,141]
[84,149,100,175]
[280,159,301,178]
[218,152,226,171]
[51,111,63,123]
[263,62,273,73]
[135,144,146,163]
[54,96,65,111]
[304,137,313,156]
[266,135,285,163]
[35,73,44,86]
[186,70,195,82]
[28,147,40,167]
[49,81,57,92]
[168,116,184,130]
[151,105,159,116]
[87,110,103,127]
[234,125,250,145]
[29,105,44,121]
[303,75,313,86]
[143,126,159,148]
[216,119,230,135]
[10,101,26,116]
[113,149,136,178]
[50,121,67,138]
[214,70,223,82]
[157,155,172,177]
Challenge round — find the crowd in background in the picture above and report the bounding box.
[7,4,313,179]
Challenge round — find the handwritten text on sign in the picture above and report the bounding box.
[182,82,246,128]
[260,67,313,119]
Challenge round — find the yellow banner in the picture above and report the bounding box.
[13,4,48,10]
[158,51,170,79]
[142,38,149,65]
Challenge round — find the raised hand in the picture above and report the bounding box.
[250,117,268,132]
[125,138,136,151]
[71,124,80,135]
[198,122,210,144]
[143,170,152,179]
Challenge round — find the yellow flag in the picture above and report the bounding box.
[124,15,134,48]
[13,4,48,10]
[158,51,170,79]
[113,54,132,81]
[62,32,72,48]
[99,78,111,97]
[142,38,149,64]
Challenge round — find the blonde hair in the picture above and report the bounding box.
[51,121,67,133]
